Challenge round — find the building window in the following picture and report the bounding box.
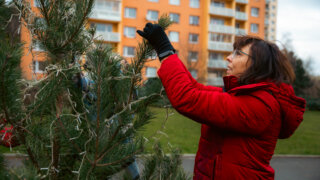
[265,4,269,9]
[34,0,41,7]
[92,23,112,32]
[146,67,157,78]
[251,7,259,17]
[188,51,198,62]
[33,60,46,73]
[33,40,44,51]
[124,8,136,18]
[169,31,179,42]
[236,6,241,12]
[189,16,199,25]
[95,1,120,12]
[190,0,200,8]
[148,50,157,59]
[235,22,241,29]
[169,13,180,23]
[149,0,158,2]
[210,18,224,25]
[147,10,159,21]
[190,69,198,79]
[209,33,232,42]
[211,1,225,7]
[124,27,136,38]
[169,0,180,5]
[123,46,135,57]
[216,71,223,78]
[250,23,259,33]
[189,33,199,43]
[209,52,223,60]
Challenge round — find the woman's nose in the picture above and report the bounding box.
[226,54,232,63]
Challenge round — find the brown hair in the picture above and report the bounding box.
[233,36,295,85]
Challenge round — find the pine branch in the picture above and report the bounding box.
[95,148,143,167]
[126,15,173,105]
[39,0,50,27]
[0,55,41,173]
[60,0,94,49]
[93,52,102,166]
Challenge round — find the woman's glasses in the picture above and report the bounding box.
[232,49,251,59]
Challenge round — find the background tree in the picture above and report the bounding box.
[280,33,319,110]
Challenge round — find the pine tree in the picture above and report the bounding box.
[0,0,190,179]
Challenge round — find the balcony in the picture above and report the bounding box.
[209,24,234,34]
[208,41,233,52]
[235,11,247,21]
[235,28,247,35]
[236,0,248,4]
[210,6,235,17]
[95,31,121,42]
[208,60,228,69]
[90,1,121,21]
[207,77,224,87]
[265,19,269,25]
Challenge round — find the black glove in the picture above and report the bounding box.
[137,23,175,61]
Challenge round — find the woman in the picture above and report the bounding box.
[137,23,306,180]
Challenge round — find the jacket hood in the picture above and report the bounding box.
[223,75,306,139]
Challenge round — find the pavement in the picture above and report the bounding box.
[3,154,320,180]
[181,154,320,180]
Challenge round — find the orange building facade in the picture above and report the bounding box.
[21,0,266,86]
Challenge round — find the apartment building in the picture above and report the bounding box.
[21,0,266,87]
[264,0,277,42]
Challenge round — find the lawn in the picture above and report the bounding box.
[1,108,319,155]
[142,107,320,155]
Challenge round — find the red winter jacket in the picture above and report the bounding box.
[157,54,306,180]
[0,118,19,147]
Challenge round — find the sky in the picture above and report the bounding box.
[277,0,320,75]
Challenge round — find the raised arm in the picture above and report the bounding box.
[158,55,274,135]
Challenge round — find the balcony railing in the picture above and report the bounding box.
[208,41,233,52]
[235,11,247,21]
[95,31,121,42]
[209,24,234,34]
[208,60,228,69]
[207,77,224,87]
[210,6,235,17]
[90,1,121,21]
[235,28,247,35]
[236,0,248,4]
[90,10,121,21]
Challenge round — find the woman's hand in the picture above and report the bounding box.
[137,23,175,61]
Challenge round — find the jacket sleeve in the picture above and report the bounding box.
[157,54,273,135]
[166,54,223,92]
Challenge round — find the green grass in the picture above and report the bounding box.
[140,107,201,153]
[274,110,320,154]
[1,108,319,155]
[142,107,320,155]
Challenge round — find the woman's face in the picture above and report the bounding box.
[226,45,251,77]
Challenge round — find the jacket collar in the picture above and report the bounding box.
[223,75,271,93]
